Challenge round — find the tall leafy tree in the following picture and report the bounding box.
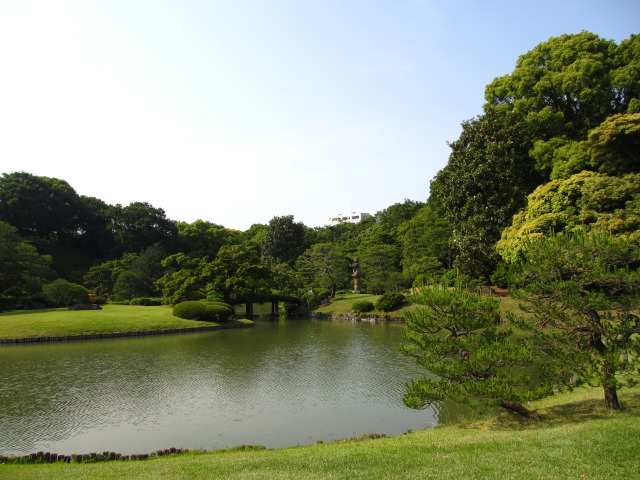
[396,205,453,282]
[429,109,541,279]
[109,202,178,255]
[204,244,270,304]
[0,172,80,242]
[485,32,638,139]
[259,215,306,269]
[155,253,209,305]
[296,243,350,297]
[176,220,241,258]
[0,221,53,299]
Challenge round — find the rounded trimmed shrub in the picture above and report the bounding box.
[173,301,234,322]
[375,292,405,312]
[352,300,375,314]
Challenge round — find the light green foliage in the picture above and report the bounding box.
[401,284,544,418]
[511,229,640,409]
[530,137,590,180]
[43,279,90,307]
[582,113,640,175]
[155,253,209,305]
[375,199,425,235]
[497,171,640,262]
[485,32,637,139]
[270,263,303,294]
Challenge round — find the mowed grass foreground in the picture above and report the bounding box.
[1,386,639,480]
[0,305,249,339]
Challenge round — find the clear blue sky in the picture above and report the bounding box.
[0,0,637,230]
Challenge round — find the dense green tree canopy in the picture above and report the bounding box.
[0,221,53,299]
[296,243,350,297]
[582,113,640,175]
[497,171,640,263]
[259,215,307,269]
[485,32,639,139]
[109,202,178,255]
[176,220,241,259]
[204,244,270,304]
[0,172,80,242]
[429,109,542,278]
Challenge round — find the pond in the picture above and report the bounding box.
[0,317,450,456]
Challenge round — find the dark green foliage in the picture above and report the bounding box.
[155,253,209,305]
[176,220,241,258]
[358,242,404,294]
[401,284,545,419]
[204,244,270,304]
[109,202,178,255]
[511,228,640,410]
[490,261,511,289]
[430,109,542,279]
[352,300,375,313]
[0,172,80,241]
[375,292,405,312]
[42,279,90,307]
[260,215,306,268]
[173,301,234,322]
[130,297,162,306]
[0,221,53,299]
[375,199,425,234]
[296,243,350,297]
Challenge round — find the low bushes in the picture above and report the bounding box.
[352,300,375,313]
[130,297,162,306]
[173,301,234,322]
[375,292,405,312]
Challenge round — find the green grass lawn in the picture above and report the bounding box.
[2,385,639,479]
[0,305,250,339]
[314,292,520,319]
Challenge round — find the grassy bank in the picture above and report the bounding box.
[0,305,252,340]
[314,292,521,319]
[1,385,638,479]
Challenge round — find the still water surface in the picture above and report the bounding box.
[0,317,440,456]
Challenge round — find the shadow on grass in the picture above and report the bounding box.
[455,389,640,432]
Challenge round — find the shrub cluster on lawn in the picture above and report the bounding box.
[130,297,163,306]
[173,301,234,322]
[375,292,405,312]
[352,300,375,313]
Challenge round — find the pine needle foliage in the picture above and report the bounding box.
[401,283,547,419]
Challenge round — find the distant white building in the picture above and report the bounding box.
[329,212,372,225]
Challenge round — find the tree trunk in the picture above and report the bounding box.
[500,400,542,421]
[603,364,621,410]
[604,385,620,410]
